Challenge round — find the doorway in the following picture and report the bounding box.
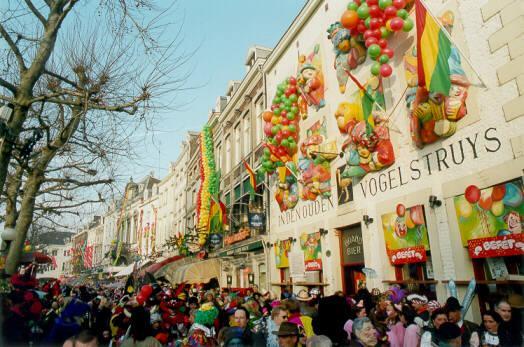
[343,264,366,295]
[339,224,365,296]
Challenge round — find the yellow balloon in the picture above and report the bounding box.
[24,245,32,252]
[457,198,473,218]
[491,200,504,217]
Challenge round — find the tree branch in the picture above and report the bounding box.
[0,24,27,72]
[24,0,47,26]
[0,78,17,94]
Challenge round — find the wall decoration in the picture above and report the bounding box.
[453,178,524,257]
[381,204,430,265]
[404,9,470,148]
[275,165,299,212]
[297,43,325,112]
[328,0,414,88]
[336,164,354,205]
[196,126,219,246]
[327,21,366,93]
[298,119,337,201]
[274,239,292,268]
[300,232,322,271]
[336,77,394,183]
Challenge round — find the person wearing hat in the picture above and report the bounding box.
[295,289,316,317]
[407,294,430,327]
[445,297,479,347]
[273,321,301,347]
[436,322,462,347]
[285,299,314,338]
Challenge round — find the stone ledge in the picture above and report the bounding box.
[488,16,524,52]
[503,94,524,121]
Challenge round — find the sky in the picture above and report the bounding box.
[129,0,306,181]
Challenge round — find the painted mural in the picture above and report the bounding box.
[300,232,322,271]
[298,119,337,201]
[403,9,470,148]
[274,239,292,268]
[336,77,394,184]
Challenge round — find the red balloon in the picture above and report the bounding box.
[390,17,404,31]
[491,185,506,201]
[357,22,367,33]
[378,38,388,48]
[367,0,378,5]
[289,77,297,85]
[281,110,287,118]
[369,5,381,17]
[275,132,283,144]
[384,6,397,18]
[382,47,394,58]
[380,63,393,77]
[136,294,145,305]
[264,122,273,136]
[478,193,493,211]
[141,284,153,297]
[371,29,382,39]
[393,0,406,9]
[350,28,359,37]
[365,37,379,47]
[281,129,290,138]
[370,18,381,30]
[363,29,374,40]
[288,86,297,94]
[465,185,481,204]
[270,104,277,111]
[396,203,406,217]
[281,118,290,126]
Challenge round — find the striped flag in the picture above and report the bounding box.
[416,0,453,95]
[242,159,257,197]
[209,198,228,234]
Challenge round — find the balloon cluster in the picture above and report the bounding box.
[462,183,522,217]
[395,203,425,237]
[261,77,301,175]
[136,284,153,306]
[196,126,218,246]
[340,0,414,77]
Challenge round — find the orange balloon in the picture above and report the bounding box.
[262,111,273,122]
[341,10,359,29]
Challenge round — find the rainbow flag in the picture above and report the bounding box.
[242,159,257,196]
[416,0,452,95]
[209,198,227,234]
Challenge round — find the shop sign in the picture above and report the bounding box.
[387,246,426,265]
[249,212,265,229]
[341,226,364,264]
[218,240,263,257]
[467,234,524,258]
[224,228,250,246]
[278,196,335,226]
[208,233,222,250]
[300,232,322,271]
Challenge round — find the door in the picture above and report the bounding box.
[343,265,366,295]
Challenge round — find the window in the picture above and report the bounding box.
[243,113,250,156]
[234,124,241,163]
[216,142,222,171]
[234,184,241,200]
[255,96,264,144]
[225,135,231,173]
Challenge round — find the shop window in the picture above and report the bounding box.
[225,192,231,207]
[242,177,250,195]
[234,184,241,201]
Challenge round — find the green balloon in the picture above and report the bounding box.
[371,62,381,76]
[397,9,408,20]
[347,2,358,11]
[368,44,381,58]
[289,94,298,103]
[264,147,270,156]
[271,126,279,135]
[275,161,284,167]
[379,54,389,64]
[273,97,281,104]
[277,90,283,97]
[290,106,299,114]
[378,0,392,10]
[357,4,370,19]
[365,17,371,28]
[380,27,392,38]
[278,83,286,91]
[273,108,281,116]
[403,17,414,32]
[281,139,289,147]
[287,112,296,121]
[284,99,292,107]
[289,142,297,151]
[288,124,296,133]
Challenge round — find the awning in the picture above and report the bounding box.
[162,258,221,285]
[115,259,152,277]
[217,240,264,257]
[144,255,184,274]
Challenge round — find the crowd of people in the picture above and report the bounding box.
[1,265,523,346]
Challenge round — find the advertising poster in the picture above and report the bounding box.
[274,239,291,269]
[300,232,322,271]
[381,204,430,264]
[453,178,523,246]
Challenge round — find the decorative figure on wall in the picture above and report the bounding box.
[298,119,337,201]
[327,21,366,93]
[404,9,470,148]
[275,165,299,211]
[336,77,394,183]
[336,164,354,205]
[297,44,325,111]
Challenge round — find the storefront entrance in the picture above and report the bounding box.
[338,224,365,296]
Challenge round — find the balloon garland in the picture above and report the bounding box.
[196,126,218,246]
[261,77,301,176]
[335,0,414,79]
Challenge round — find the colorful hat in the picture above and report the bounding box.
[296,289,313,301]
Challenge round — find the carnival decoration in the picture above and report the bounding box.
[404,7,470,148]
[454,179,524,258]
[336,77,394,183]
[328,0,415,91]
[297,44,326,111]
[196,126,219,246]
[381,204,430,265]
[275,165,299,211]
[300,232,322,271]
[447,280,458,298]
[298,119,337,201]
[461,279,476,317]
[274,239,292,268]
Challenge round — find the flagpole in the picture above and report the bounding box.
[419,0,487,88]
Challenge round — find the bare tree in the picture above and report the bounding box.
[0,0,192,274]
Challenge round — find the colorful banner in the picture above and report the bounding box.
[300,232,322,271]
[381,204,430,265]
[468,234,524,258]
[454,178,523,247]
[274,239,291,268]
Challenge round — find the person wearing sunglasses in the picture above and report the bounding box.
[267,306,289,347]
